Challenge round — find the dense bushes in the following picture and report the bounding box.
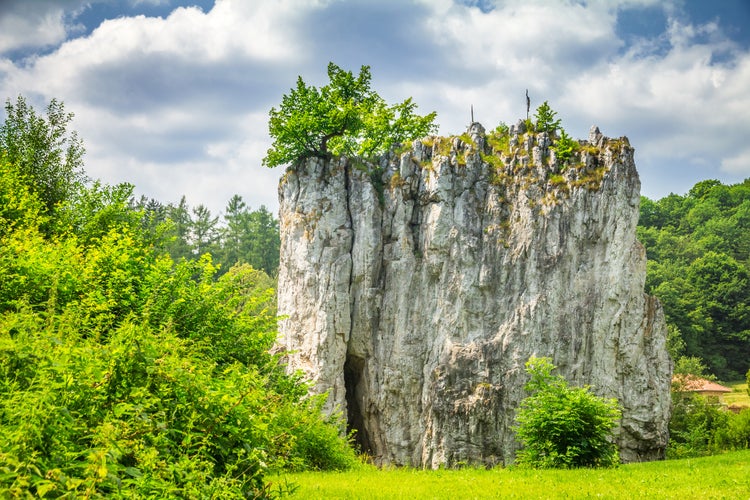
[0,105,357,497]
[514,357,621,468]
[668,390,750,459]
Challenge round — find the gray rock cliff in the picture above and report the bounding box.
[277,123,672,467]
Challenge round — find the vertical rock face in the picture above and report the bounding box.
[277,123,672,467]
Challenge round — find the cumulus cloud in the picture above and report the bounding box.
[0,0,318,213]
[0,0,748,213]
[0,1,71,55]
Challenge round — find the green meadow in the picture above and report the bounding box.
[724,381,750,408]
[277,450,750,499]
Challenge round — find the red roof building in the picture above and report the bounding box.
[672,375,732,398]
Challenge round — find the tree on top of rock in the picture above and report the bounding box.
[263,62,437,168]
[534,100,562,135]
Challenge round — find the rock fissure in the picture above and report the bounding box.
[278,124,672,467]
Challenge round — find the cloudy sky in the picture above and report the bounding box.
[1,0,749,217]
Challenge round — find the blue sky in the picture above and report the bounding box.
[1,0,749,216]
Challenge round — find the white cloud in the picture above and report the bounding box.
[1,0,748,215]
[0,4,68,54]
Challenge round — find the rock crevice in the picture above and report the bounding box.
[277,124,671,467]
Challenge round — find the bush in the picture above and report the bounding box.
[667,391,729,458]
[514,357,621,468]
[552,129,578,168]
[0,155,357,497]
[715,409,750,451]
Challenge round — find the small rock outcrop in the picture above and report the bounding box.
[277,123,671,467]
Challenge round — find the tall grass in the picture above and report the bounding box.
[279,450,750,499]
[723,381,750,408]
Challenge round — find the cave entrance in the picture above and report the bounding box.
[344,355,372,454]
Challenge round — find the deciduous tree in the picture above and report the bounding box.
[263,62,437,167]
[0,96,85,226]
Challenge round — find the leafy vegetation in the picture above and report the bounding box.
[0,99,356,498]
[283,450,750,499]
[552,129,579,168]
[132,194,281,276]
[514,357,620,468]
[263,62,437,168]
[533,101,561,135]
[638,179,750,380]
[668,385,750,458]
[0,96,85,227]
[639,179,750,459]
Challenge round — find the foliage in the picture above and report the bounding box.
[669,374,750,458]
[667,391,730,459]
[62,181,143,244]
[551,129,579,168]
[534,101,561,135]
[131,194,281,276]
[191,203,219,257]
[514,357,621,468]
[665,323,686,360]
[0,99,357,497]
[0,96,85,229]
[672,356,714,380]
[218,196,280,276]
[714,408,750,451]
[283,451,750,499]
[637,179,750,379]
[263,62,437,167]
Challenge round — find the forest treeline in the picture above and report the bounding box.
[132,194,280,277]
[638,179,750,381]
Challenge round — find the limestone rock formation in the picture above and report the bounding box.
[277,123,672,467]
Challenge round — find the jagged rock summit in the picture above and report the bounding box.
[277,122,671,467]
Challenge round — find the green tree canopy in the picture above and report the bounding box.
[263,62,437,167]
[218,197,280,276]
[638,179,750,380]
[0,96,85,226]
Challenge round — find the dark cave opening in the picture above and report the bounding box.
[344,354,372,454]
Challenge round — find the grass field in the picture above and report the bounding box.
[723,380,750,408]
[276,450,750,499]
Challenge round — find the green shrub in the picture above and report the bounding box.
[552,129,579,168]
[514,357,621,468]
[667,391,729,458]
[0,157,357,497]
[714,409,750,450]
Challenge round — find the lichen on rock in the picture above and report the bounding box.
[276,123,672,467]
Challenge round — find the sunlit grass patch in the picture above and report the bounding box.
[280,450,750,499]
[723,380,750,408]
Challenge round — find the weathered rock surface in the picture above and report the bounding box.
[277,123,672,467]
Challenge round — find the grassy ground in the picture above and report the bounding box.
[276,450,750,499]
[722,380,750,408]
